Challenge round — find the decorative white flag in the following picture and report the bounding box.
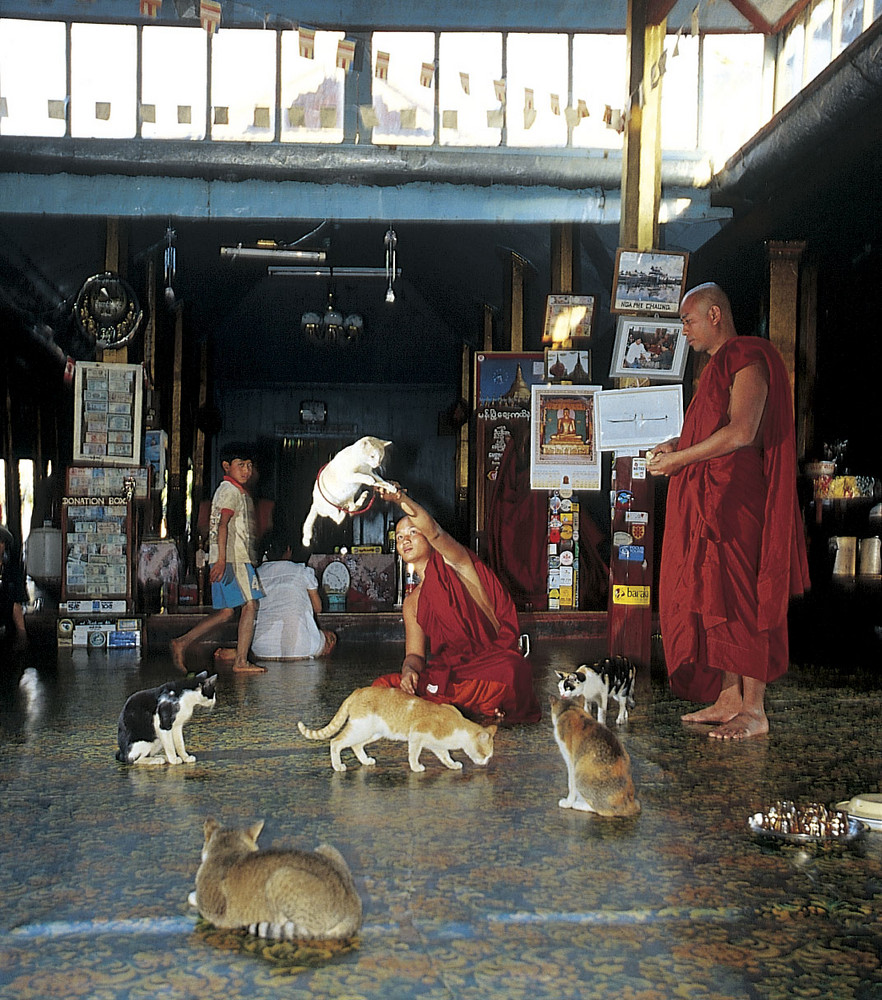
[375,51,390,80]
[420,62,435,88]
[460,72,470,95]
[550,93,560,115]
[200,0,221,34]
[493,79,506,104]
[298,28,315,60]
[336,39,356,71]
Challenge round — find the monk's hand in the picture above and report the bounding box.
[400,663,419,695]
[647,450,682,477]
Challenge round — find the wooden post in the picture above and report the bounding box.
[551,222,575,294]
[166,305,185,541]
[766,239,805,410]
[607,455,654,671]
[608,0,666,670]
[99,218,129,365]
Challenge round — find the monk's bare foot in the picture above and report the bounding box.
[231,661,267,674]
[681,691,742,724]
[708,710,768,740]
[170,638,187,672]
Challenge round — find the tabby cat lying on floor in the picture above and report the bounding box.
[298,686,497,773]
[189,818,362,941]
[301,435,395,548]
[116,671,217,765]
[550,695,640,817]
[554,654,636,725]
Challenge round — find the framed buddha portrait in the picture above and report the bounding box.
[529,384,602,490]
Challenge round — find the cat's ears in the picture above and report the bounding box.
[553,670,568,680]
[203,817,221,840]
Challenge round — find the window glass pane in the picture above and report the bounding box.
[506,34,569,147]
[776,22,804,110]
[840,0,865,50]
[661,33,698,151]
[0,19,67,136]
[371,32,435,146]
[142,26,206,139]
[701,34,765,165]
[438,32,502,147]
[280,29,345,143]
[805,0,833,83]
[875,0,882,20]
[71,23,137,138]
[210,28,276,141]
[571,34,626,150]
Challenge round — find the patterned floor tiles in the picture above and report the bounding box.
[1,633,881,1000]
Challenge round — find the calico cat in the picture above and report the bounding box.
[550,695,640,817]
[188,818,362,941]
[298,686,497,773]
[554,654,636,725]
[116,671,217,765]
[301,436,395,548]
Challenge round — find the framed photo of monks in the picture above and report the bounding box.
[529,384,602,490]
[541,294,597,345]
[610,249,688,316]
[609,316,688,382]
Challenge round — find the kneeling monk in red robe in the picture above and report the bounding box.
[373,488,541,725]
[647,282,810,740]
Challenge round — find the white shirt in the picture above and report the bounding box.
[251,562,325,659]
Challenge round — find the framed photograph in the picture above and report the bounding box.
[596,384,684,452]
[610,249,688,316]
[545,348,593,384]
[609,316,688,382]
[530,384,602,491]
[541,294,596,345]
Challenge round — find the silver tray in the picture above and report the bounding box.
[748,813,867,845]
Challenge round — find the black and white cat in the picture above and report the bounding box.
[116,671,217,765]
[301,436,395,548]
[554,655,636,726]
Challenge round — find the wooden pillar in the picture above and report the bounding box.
[482,303,494,352]
[166,305,185,541]
[99,218,129,365]
[551,222,575,294]
[509,252,526,352]
[766,239,805,410]
[797,261,818,460]
[190,340,210,541]
[619,0,665,251]
[609,0,666,670]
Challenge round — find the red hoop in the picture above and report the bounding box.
[315,464,377,517]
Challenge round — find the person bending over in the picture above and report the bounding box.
[372,486,541,725]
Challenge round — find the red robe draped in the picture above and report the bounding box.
[374,549,542,723]
[659,337,810,703]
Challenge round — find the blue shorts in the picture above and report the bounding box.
[210,562,264,609]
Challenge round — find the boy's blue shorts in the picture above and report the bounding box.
[210,563,264,609]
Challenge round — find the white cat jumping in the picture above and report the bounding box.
[301,436,395,548]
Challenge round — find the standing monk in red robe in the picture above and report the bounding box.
[647,283,809,740]
[372,488,541,724]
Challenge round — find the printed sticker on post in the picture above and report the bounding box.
[612,584,651,606]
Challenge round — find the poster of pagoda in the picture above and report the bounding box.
[473,352,545,535]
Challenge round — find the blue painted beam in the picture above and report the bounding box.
[0,171,730,226]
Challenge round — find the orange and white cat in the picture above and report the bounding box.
[298,686,497,773]
[188,818,362,941]
[550,695,640,817]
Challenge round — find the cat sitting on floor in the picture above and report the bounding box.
[116,671,217,765]
[188,818,362,941]
[301,436,395,548]
[549,695,640,817]
[297,686,497,773]
[554,654,636,725]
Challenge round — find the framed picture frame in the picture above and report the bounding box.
[529,384,602,490]
[596,384,684,452]
[609,316,688,382]
[541,293,596,345]
[72,361,143,467]
[545,348,593,384]
[610,249,688,316]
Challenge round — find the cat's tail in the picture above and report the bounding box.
[297,697,352,741]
